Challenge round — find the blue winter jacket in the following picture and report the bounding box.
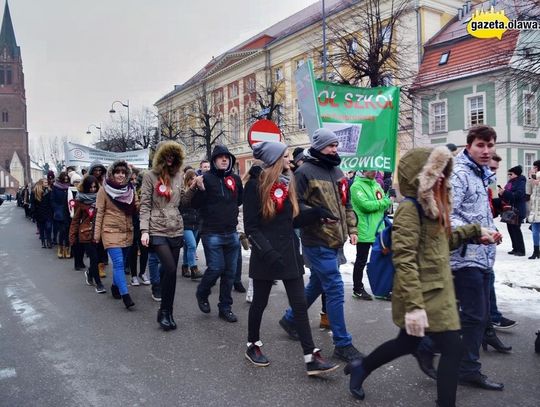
[501,175,527,221]
[449,150,496,270]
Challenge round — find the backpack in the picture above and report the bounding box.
[366,197,422,298]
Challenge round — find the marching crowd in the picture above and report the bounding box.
[14,124,540,406]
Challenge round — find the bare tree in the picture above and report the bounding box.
[130,107,158,150]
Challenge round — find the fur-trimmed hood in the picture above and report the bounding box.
[152,141,185,176]
[106,160,132,185]
[398,146,453,219]
[88,160,106,177]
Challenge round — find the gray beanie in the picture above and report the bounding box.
[312,128,339,151]
[252,141,287,167]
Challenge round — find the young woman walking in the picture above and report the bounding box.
[139,141,200,331]
[51,172,72,258]
[180,169,203,280]
[345,146,499,407]
[69,175,106,293]
[243,141,338,376]
[32,178,53,248]
[94,160,137,309]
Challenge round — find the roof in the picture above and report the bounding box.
[156,0,354,105]
[412,0,532,89]
[0,0,19,58]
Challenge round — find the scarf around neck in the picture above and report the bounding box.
[104,178,135,215]
[76,192,97,205]
[309,147,342,168]
[53,181,70,190]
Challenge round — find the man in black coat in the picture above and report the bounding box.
[191,145,243,323]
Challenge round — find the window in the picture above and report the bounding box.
[382,75,394,87]
[439,51,450,65]
[229,83,238,98]
[246,77,256,93]
[525,152,537,176]
[1,111,7,123]
[429,101,447,133]
[380,24,391,44]
[296,99,305,130]
[230,112,240,143]
[524,92,537,127]
[0,65,12,85]
[214,90,223,104]
[274,67,283,82]
[347,38,359,55]
[466,95,485,127]
[295,59,305,70]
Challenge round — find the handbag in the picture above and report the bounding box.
[500,207,520,225]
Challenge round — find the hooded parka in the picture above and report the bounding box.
[391,147,482,332]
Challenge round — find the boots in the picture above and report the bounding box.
[122,293,135,309]
[98,263,106,278]
[63,246,70,259]
[320,312,331,330]
[190,265,203,280]
[528,246,539,259]
[168,309,177,330]
[157,309,173,331]
[181,264,190,278]
[483,327,512,353]
[57,246,64,259]
[41,240,46,249]
[46,240,53,249]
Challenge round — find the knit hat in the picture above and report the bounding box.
[252,141,287,167]
[47,170,55,180]
[292,147,305,165]
[509,165,523,176]
[311,128,339,151]
[69,172,82,184]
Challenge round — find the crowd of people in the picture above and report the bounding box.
[15,124,536,406]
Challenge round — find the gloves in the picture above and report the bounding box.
[239,232,250,250]
[404,309,429,337]
[264,249,285,270]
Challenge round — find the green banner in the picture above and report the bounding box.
[295,61,400,172]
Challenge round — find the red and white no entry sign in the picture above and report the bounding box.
[247,119,282,147]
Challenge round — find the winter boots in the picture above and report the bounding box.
[528,246,539,259]
[190,265,203,280]
[181,264,190,278]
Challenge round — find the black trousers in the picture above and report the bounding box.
[507,223,525,253]
[153,238,182,311]
[363,329,462,407]
[128,239,149,277]
[72,242,85,268]
[81,242,101,286]
[353,242,372,292]
[249,277,315,355]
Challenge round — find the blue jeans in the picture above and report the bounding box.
[488,268,502,323]
[107,247,130,295]
[284,245,352,348]
[531,223,540,246]
[235,250,242,284]
[453,267,490,378]
[182,229,198,267]
[148,251,161,285]
[37,220,52,243]
[196,232,239,312]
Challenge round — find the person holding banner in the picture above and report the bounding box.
[139,141,200,331]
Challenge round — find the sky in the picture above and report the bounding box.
[7,0,317,148]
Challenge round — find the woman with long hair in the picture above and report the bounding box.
[94,161,138,309]
[345,147,499,407]
[180,169,203,280]
[140,141,200,331]
[243,141,337,376]
[51,171,72,258]
[32,178,53,248]
[69,175,106,293]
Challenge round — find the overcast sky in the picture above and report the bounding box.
[8,0,317,146]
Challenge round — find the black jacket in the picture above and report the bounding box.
[180,206,200,231]
[32,189,53,223]
[502,175,527,220]
[191,145,243,234]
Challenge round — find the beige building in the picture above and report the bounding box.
[155,0,470,175]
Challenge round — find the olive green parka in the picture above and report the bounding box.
[391,147,481,332]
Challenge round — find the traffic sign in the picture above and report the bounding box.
[247,119,282,147]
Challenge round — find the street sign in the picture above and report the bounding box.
[247,119,282,147]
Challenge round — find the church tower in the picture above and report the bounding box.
[0,0,29,185]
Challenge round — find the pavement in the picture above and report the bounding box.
[0,200,539,407]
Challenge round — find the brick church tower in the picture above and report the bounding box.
[0,0,29,185]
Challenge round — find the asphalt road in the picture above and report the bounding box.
[0,201,539,407]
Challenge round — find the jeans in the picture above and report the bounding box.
[107,247,130,295]
[284,245,352,348]
[37,219,52,243]
[182,229,198,267]
[531,223,540,246]
[196,232,239,311]
[353,242,372,292]
[235,249,242,284]
[54,220,69,246]
[507,223,525,253]
[453,267,490,378]
[488,268,502,323]
[148,251,161,285]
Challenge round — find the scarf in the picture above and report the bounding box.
[279,173,290,186]
[104,178,136,215]
[53,181,70,190]
[308,147,342,168]
[76,192,97,205]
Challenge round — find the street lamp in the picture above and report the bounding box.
[86,123,102,138]
[109,100,130,137]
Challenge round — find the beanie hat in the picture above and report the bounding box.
[311,128,339,151]
[292,147,305,165]
[69,172,82,184]
[252,141,287,167]
[509,165,523,176]
[47,170,55,180]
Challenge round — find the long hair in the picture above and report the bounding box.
[433,177,452,237]
[184,169,196,189]
[259,162,299,221]
[79,175,100,193]
[33,179,46,202]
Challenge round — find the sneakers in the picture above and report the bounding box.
[306,350,339,376]
[374,293,392,301]
[279,317,300,341]
[196,294,211,313]
[130,276,140,286]
[95,284,106,294]
[352,288,373,301]
[245,342,270,367]
[84,270,94,286]
[219,309,238,323]
[492,316,517,330]
[139,273,151,285]
[151,285,162,302]
[234,282,247,293]
[333,344,363,363]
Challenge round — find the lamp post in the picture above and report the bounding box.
[322,0,327,81]
[86,123,102,138]
[109,100,130,138]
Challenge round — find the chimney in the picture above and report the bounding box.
[458,8,463,20]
